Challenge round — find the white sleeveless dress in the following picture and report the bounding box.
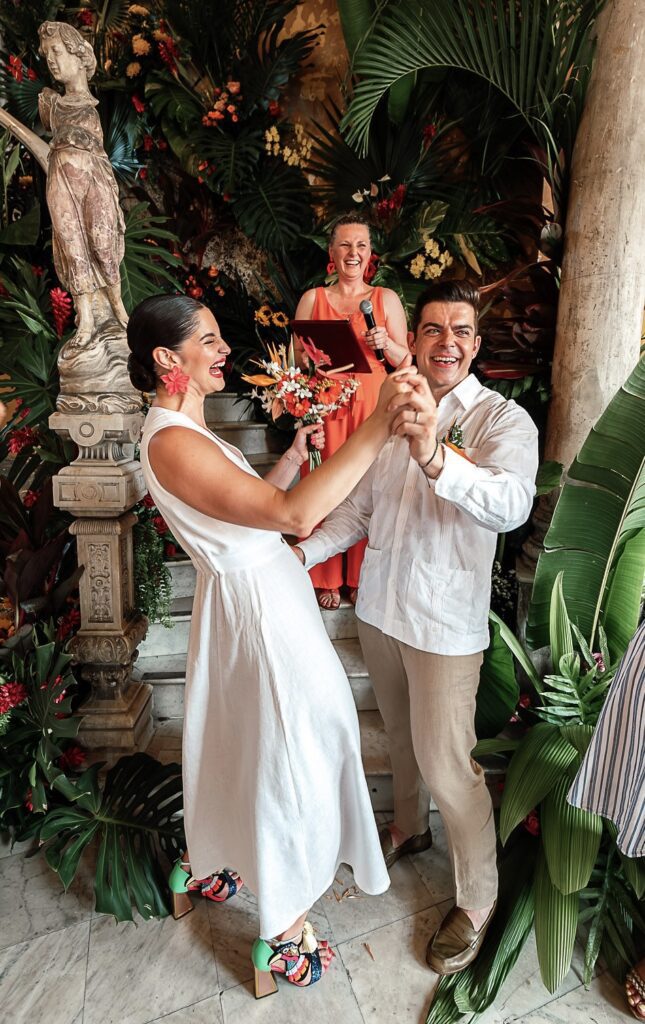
[140,407,390,938]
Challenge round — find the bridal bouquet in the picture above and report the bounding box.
[242,339,360,470]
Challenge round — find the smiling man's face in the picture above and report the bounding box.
[410,300,481,400]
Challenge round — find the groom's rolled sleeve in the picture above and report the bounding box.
[298,470,374,570]
[430,413,538,533]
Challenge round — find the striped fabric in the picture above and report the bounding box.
[567,620,645,858]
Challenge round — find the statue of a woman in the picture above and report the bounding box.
[37,21,128,347]
[0,22,127,349]
[0,20,139,411]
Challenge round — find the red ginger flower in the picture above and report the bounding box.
[78,9,94,26]
[50,287,73,338]
[364,253,380,283]
[131,94,145,113]
[7,55,23,82]
[0,681,28,714]
[56,608,81,641]
[23,489,40,508]
[59,745,86,772]
[7,426,38,456]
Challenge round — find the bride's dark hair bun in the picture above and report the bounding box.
[127,353,156,393]
[126,294,204,393]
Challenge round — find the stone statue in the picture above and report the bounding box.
[0,20,140,414]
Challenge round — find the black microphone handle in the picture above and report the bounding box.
[362,309,386,363]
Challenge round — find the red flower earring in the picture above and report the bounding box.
[327,258,336,275]
[161,365,191,395]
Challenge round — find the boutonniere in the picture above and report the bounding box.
[441,419,474,463]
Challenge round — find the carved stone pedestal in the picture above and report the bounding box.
[50,410,152,755]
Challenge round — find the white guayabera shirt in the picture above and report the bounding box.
[299,374,540,656]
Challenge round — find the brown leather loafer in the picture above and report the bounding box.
[426,900,497,975]
[378,826,433,869]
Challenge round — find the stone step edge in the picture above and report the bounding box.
[138,637,369,681]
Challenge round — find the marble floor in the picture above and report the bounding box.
[0,784,632,1024]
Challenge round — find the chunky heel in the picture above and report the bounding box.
[171,889,194,920]
[168,860,193,920]
[250,925,334,993]
[254,967,278,999]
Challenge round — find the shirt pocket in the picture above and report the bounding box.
[359,544,384,603]
[406,560,475,633]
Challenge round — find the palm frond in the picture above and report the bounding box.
[242,23,321,110]
[120,202,183,313]
[342,0,602,205]
[100,95,141,181]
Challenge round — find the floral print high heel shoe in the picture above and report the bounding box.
[168,859,243,919]
[251,921,335,998]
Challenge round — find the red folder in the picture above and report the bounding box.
[291,319,373,373]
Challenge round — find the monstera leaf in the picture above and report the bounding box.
[232,159,313,251]
[41,753,184,921]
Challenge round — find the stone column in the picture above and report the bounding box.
[519,0,645,579]
[50,408,152,752]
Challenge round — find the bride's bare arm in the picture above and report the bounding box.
[148,361,415,536]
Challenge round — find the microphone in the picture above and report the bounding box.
[359,298,386,362]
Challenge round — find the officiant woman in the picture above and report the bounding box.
[293,214,409,609]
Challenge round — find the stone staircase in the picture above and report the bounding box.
[136,392,395,810]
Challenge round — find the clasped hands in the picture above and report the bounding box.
[382,361,443,478]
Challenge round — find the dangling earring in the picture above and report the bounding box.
[161,365,191,395]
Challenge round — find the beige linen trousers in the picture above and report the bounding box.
[358,619,498,909]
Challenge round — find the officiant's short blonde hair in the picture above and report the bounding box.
[38,21,97,79]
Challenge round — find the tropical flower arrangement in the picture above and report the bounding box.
[242,340,360,470]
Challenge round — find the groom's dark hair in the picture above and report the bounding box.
[412,281,480,335]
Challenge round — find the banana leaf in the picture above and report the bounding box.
[528,357,645,660]
[499,723,577,845]
[534,848,579,993]
[336,0,377,60]
[475,615,520,738]
[426,831,537,1023]
[39,753,184,921]
[541,774,602,895]
[549,572,574,674]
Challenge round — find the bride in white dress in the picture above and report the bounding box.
[127,294,417,998]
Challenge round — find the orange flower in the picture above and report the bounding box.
[284,395,311,418]
[444,440,474,463]
[316,379,342,405]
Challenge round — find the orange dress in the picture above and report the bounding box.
[299,286,388,590]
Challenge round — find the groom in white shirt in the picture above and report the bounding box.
[295,281,538,974]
